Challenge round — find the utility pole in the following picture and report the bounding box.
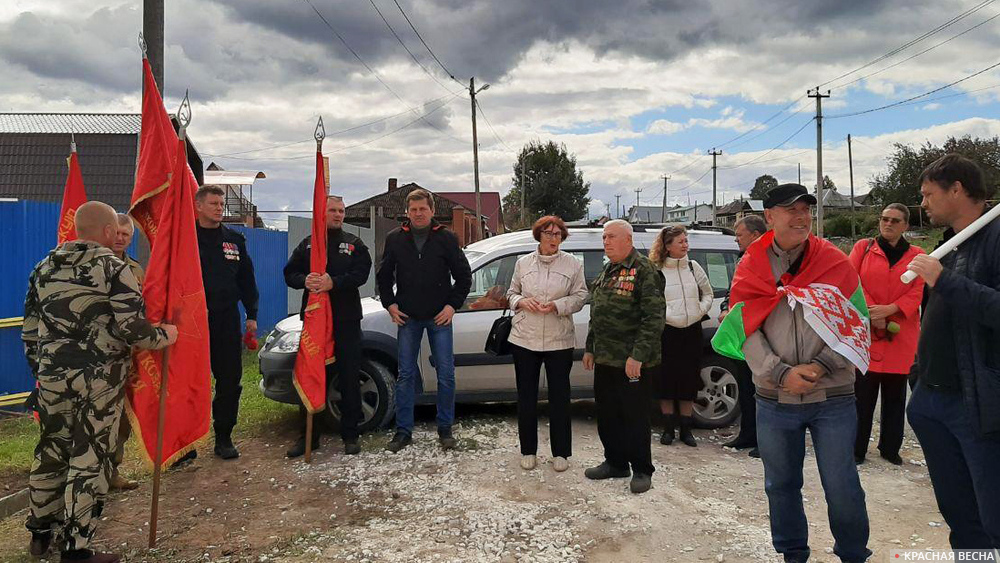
[798,162,801,185]
[469,77,490,240]
[660,175,670,223]
[634,187,643,221]
[809,88,830,237]
[605,202,611,219]
[848,133,856,238]
[709,148,722,225]
[519,155,526,229]
[615,194,621,219]
[143,0,164,92]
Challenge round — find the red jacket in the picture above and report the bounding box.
[849,238,925,375]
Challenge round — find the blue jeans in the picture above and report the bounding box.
[756,396,871,563]
[907,382,1000,548]
[395,319,455,436]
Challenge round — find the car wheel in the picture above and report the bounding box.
[318,358,396,434]
[692,354,741,429]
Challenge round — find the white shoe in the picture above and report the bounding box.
[520,455,537,470]
[552,456,569,472]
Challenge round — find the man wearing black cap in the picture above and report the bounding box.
[723,184,871,563]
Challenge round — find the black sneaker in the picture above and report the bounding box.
[438,428,457,450]
[880,451,903,466]
[748,447,761,459]
[344,441,361,455]
[386,432,412,453]
[214,436,240,460]
[855,455,865,465]
[629,473,652,494]
[286,435,321,458]
[28,531,51,557]
[169,450,197,469]
[584,462,631,480]
[722,436,756,450]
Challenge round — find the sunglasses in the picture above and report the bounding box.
[880,216,904,225]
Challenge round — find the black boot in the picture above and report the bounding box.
[679,417,697,447]
[214,434,240,459]
[659,415,676,445]
[286,434,321,458]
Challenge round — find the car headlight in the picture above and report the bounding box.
[270,331,301,354]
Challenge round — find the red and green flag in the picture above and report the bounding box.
[292,150,335,413]
[712,231,871,373]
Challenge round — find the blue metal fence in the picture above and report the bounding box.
[0,200,288,397]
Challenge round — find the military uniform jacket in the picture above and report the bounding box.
[196,224,259,320]
[586,248,666,368]
[284,228,372,323]
[22,241,168,376]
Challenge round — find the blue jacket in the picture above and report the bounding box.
[929,211,1000,437]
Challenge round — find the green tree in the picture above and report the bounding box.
[750,174,778,200]
[504,140,591,229]
[867,136,1000,210]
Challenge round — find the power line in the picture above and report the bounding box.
[210,93,463,161]
[364,0,463,95]
[474,98,515,151]
[829,10,1000,91]
[816,0,995,89]
[391,0,465,86]
[724,100,811,151]
[302,0,465,144]
[720,118,815,169]
[714,95,806,150]
[827,59,1000,119]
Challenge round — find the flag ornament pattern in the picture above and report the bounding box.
[57,149,87,245]
[712,231,871,373]
[292,150,335,413]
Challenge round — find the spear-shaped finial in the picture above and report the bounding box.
[177,89,192,141]
[70,132,76,153]
[315,116,325,151]
[138,32,147,57]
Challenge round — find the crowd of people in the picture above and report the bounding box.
[18,154,999,562]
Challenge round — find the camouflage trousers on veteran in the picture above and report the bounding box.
[26,361,128,552]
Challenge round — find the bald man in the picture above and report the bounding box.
[22,201,177,563]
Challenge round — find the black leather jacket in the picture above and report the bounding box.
[920,210,1000,437]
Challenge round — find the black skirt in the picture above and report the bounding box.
[656,323,704,401]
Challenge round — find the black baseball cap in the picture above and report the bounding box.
[763,183,818,209]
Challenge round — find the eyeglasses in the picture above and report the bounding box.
[540,231,562,239]
[879,216,904,225]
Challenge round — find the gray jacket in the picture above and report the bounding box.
[741,240,856,404]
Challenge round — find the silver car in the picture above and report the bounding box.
[259,226,743,432]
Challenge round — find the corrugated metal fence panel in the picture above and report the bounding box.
[229,226,288,335]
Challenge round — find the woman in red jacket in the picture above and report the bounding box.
[849,203,925,465]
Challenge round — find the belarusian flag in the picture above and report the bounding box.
[56,144,87,244]
[292,150,335,413]
[712,231,871,373]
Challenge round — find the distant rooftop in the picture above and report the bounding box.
[0,113,142,135]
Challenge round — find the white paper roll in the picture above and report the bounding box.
[902,203,1000,283]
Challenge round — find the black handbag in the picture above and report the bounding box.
[484,309,513,356]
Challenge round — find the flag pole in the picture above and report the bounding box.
[149,90,191,548]
[304,116,325,465]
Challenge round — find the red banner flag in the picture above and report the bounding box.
[126,137,212,468]
[292,151,335,413]
[56,148,87,244]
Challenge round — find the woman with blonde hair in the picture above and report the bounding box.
[649,226,713,447]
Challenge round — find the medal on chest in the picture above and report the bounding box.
[222,242,240,261]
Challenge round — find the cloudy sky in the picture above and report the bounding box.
[2,0,999,228]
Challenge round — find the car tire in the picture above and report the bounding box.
[692,354,741,429]
[318,358,396,434]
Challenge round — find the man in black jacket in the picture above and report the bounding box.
[905,154,1000,549]
[283,196,372,456]
[376,189,472,452]
[195,186,259,460]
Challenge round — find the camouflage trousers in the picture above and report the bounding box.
[26,360,129,552]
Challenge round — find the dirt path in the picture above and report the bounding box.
[0,404,949,563]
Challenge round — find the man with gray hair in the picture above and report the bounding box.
[721,214,767,456]
[582,220,665,494]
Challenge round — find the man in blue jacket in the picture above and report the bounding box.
[906,153,1000,549]
[376,189,472,452]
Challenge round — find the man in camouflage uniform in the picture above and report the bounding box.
[583,219,665,494]
[107,213,143,491]
[22,202,177,563]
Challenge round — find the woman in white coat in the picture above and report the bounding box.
[649,226,714,447]
[506,216,588,472]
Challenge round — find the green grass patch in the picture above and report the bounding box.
[0,415,37,478]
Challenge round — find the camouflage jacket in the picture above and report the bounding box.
[22,241,168,377]
[586,248,666,368]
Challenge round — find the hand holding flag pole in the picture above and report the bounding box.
[148,91,190,549]
[901,203,1000,283]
